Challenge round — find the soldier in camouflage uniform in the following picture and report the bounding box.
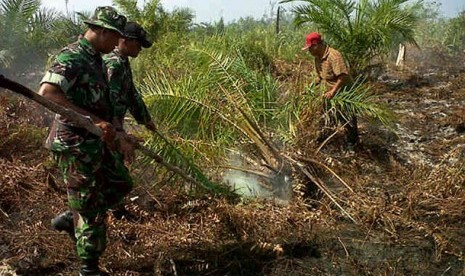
[104,21,155,134]
[102,22,155,219]
[38,6,129,276]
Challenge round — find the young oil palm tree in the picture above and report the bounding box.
[138,44,290,195]
[140,45,363,220]
[0,0,40,71]
[113,0,194,42]
[0,0,67,75]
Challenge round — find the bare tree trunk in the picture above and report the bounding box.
[276,6,281,34]
[396,43,406,69]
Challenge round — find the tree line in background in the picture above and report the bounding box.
[1,0,464,75]
[1,0,464,195]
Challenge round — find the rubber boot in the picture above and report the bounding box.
[79,259,107,276]
[51,210,75,241]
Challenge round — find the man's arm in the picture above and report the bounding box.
[323,73,348,99]
[124,72,155,130]
[106,59,134,133]
[128,89,155,129]
[39,83,105,123]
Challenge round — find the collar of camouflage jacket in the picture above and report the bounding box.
[113,47,130,63]
[78,37,100,57]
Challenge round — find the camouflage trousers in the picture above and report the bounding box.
[52,137,132,261]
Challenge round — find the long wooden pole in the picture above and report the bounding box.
[0,75,204,187]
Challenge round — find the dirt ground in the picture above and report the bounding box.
[1,56,465,275]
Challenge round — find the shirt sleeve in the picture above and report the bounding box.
[106,60,128,120]
[106,59,152,125]
[128,84,152,125]
[40,51,79,94]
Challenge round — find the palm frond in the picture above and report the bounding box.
[191,47,283,165]
[112,0,141,19]
[325,78,395,127]
[32,8,59,30]
[0,0,40,18]
[0,49,12,67]
[142,71,242,142]
[139,126,232,195]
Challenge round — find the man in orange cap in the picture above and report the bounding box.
[303,32,359,150]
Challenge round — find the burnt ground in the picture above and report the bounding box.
[1,60,465,275]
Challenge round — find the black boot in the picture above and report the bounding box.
[51,210,75,241]
[79,260,107,276]
[112,205,137,221]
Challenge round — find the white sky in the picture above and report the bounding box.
[41,0,464,23]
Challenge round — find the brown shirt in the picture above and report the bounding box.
[315,46,350,90]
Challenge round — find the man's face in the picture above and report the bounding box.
[100,29,121,54]
[125,38,142,58]
[308,43,319,57]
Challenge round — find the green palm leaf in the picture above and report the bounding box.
[112,0,141,19]
[0,49,12,67]
[0,0,40,19]
[140,46,284,179]
[317,77,395,127]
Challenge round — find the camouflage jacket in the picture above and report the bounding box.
[103,48,151,128]
[40,38,113,144]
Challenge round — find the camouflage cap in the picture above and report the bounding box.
[84,6,126,35]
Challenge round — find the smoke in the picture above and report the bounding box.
[222,152,293,202]
[223,170,273,198]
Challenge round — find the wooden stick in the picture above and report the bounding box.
[0,76,204,188]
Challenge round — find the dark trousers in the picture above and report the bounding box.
[345,115,359,146]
